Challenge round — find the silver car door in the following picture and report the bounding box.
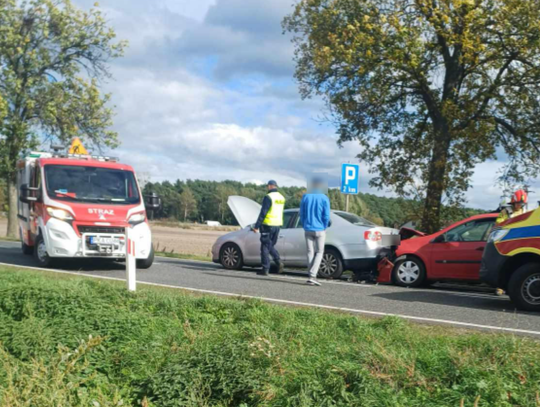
[243,211,296,265]
[242,227,263,265]
[280,211,308,267]
[274,210,297,262]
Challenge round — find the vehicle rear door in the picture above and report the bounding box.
[429,219,495,280]
[278,210,308,266]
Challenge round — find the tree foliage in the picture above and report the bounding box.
[179,188,197,222]
[143,179,484,229]
[0,0,126,236]
[283,0,540,232]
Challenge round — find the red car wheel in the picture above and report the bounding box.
[392,257,427,287]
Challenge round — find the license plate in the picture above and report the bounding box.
[90,236,120,246]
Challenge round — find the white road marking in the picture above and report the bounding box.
[0,241,506,299]
[0,262,538,336]
[0,241,505,296]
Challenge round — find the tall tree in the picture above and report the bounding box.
[0,0,125,237]
[179,188,197,222]
[215,184,236,223]
[284,0,540,232]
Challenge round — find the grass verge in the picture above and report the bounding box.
[0,265,539,407]
[0,236,19,242]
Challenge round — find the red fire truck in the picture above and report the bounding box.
[17,149,156,268]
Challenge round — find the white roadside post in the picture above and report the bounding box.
[126,226,137,291]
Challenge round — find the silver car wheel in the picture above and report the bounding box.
[319,253,338,277]
[397,261,420,284]
[222,246,239,268]
[522,273,540,305]
[37,239,48,262]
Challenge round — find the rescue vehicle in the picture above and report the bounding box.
[481,208,540,311]
[17,146,157,268]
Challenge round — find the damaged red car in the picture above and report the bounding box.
[378,213,498,287]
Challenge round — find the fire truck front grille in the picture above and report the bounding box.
[78,226,125,235]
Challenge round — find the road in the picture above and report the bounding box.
[1,240,539,337]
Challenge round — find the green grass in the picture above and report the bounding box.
[0,266,539,407]
[0,236,19,242]
[155,251,212,263]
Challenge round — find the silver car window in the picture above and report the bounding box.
[282,211,297,229]
[334,211,376,227]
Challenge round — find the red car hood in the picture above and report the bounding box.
[396,233,434,255]
[399,227,427,240]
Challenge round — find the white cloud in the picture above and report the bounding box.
[67,0,538,213]
[176,0,296,79]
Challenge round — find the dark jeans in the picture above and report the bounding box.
[260,225,281,271]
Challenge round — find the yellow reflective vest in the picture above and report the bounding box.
[496,207,525,225]
[263,192,286,226]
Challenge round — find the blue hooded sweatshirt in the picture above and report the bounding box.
[300,191,331,232]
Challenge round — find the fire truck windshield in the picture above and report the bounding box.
[44,165,140,205]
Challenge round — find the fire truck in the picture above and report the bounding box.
[17,147,158,268]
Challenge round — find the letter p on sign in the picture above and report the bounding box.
[341,163,360,194]
[345,167,356,183]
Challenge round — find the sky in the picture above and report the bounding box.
[69,0,539,210]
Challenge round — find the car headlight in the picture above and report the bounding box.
[128,212,146,225]
[488,229,509,243]
[46,206,74,221]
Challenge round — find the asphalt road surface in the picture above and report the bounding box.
[1,240,539,337]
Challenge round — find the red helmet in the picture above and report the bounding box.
[510,189,528,204]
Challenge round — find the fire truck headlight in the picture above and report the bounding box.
[128,212,146,225]
[46,207,74,221]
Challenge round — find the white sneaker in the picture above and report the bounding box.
[307,279,321,286]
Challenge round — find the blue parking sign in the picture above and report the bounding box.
[341,163,360,194]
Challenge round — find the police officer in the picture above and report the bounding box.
[252,180,286,276]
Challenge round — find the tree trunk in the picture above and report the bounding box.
[7,177,19,239]
[422,123,452,234]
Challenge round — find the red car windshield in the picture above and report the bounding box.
[44,165,140,205]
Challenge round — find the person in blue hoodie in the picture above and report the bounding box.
[299,177,331,286]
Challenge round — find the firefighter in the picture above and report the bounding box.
[494,189,528,296]
[252,180,286,276]
[496,189,528,225]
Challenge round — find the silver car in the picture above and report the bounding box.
[211,196,399,279]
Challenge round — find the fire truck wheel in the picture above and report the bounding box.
[34,234,55,267]
[21,242,34,255]
[137,246,155,269]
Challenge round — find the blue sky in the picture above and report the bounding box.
[69,0,538,210]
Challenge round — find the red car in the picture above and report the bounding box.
[378,213,498,287]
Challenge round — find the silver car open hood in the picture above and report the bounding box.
[227,196,261,229]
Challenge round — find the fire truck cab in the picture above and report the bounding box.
[17,151,154,268]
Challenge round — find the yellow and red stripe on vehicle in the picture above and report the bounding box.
[494,208,540,257]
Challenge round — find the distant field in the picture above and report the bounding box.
[0,218,230,257]
[1,266,539,407]
[152,219,239,232]
[150,223,231,257]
